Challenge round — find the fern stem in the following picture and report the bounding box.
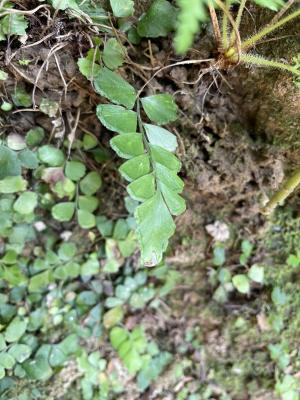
[208,1,222,47]
[261,168,300,215]
[230,0,247,44]
[221,0,231,49]
[214,0,242,54]
[240,53,300,76]
[241,7,300,50]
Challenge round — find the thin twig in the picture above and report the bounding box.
[269,0,295,25]
[54,52,68,98]
[0,4,49,17]
[67,109,81,158]
[136,59,213,97]
[32,42,68,107]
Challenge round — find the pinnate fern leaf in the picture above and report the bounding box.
[95,68,186,266]
[174,0,207,54]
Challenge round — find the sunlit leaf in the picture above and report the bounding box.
[13,191,38,215]
[110,0,134,17]
[77,209,96,229]
[94,68,136,109]
[97,104,137,134]
[103,38,125,70]
[119,154,151,181]
[141,94,178,124]
[135,192,176,266]
[144,124,177,152]
[127,174,156,202]
[51,202,75,222]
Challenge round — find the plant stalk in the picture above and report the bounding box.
[240,53,300,76]
[230,0,247,44]
[261,168,300,215]
[221,0,231,49]
[241,7,300,50]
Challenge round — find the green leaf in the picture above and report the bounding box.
[11,87,32,107]
[110,133,144,159]
[78,196,99,212]
[127,174,155,202]
[155,163,184,192]
[0,335,6,352]
[287,254,300,268]
[1,101,12,111]
[38,145,65,167]
[137,0,177,38]
[174,0,207,54]
[110,327,128,349]
[7,133,26,150]
[8,344,32,363]
[53,178,76,199]
[79,171,102,195]
[58,242,77,260]
[4,317,27,343]
[83,133,98,150]
[103,306,124,329]
[51,202,75,222]
[248,264,264,284]
[110,0,134,17]
[65,161,86,181]
[141,94,178,124]
[103,38,125,70]
[0,352,15,369]
[97,104,137,134]
[113,219,129,240]
[119,154,151,182]
[135,192,175,266]
[0,145,21,179]
[144,124,177,152]
[123,349,143,374]
[1,14,28,36]
[50,0,80,10]
[18,149,39,169]
[159,182,186,215]
[94,68,136,109]
[271,287,288,306]
[253,0,284,11]
[13,191,38,215]
[77,56,101,81]
[232,274,250,294]
[0,176,27,193]
[77,209,96,229]
[78,2,108,23]
[213,246,225,266]
[40,98,59,117]
[25,127,45,147]
[23,355,53,380]
[137,352,172,390]
[151,145,181,171]
[49,346,67,367]
[29,271,51,292]
[96,216,113,237]
[81,257,99,277]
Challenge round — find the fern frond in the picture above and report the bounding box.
[174,0,208,54]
